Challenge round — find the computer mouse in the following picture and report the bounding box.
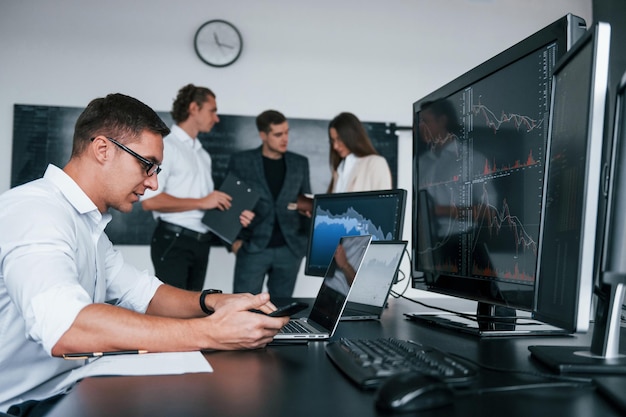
[374,372,455,413]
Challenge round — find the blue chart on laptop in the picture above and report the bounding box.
[305,190,406,276]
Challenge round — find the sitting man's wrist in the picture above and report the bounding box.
[199,289,223,315]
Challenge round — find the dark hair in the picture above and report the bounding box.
[419,99,461,136]
[72,93,170,157]
[170,84,216,124]
[328,112,378,171]
[256,110,287,134]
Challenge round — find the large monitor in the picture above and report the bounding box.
[530,23,625,373]
[410,14,587,335]
[305,189,407,277]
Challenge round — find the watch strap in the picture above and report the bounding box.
[200,289,223,315]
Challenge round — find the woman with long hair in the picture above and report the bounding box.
[327,112,392,193]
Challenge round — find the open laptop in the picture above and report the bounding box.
[341,241,407,321]
[274,235,372,340]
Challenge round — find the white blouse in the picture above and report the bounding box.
[333,153,358,193]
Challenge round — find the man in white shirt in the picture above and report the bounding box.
[141,84,254,291]
[0,93,287,415]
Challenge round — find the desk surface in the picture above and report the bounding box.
[46,297,624,417]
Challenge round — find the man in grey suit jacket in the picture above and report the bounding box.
[228,110,311,298]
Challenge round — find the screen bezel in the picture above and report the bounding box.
[601,71,626,284]
[305,189,407,277]
[533,22,611,332]
[411,14,586,312]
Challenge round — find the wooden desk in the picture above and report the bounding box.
[46,297,624,417]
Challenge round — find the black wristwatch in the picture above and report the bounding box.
[200,289,223,315]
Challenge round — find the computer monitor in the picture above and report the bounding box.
[305,189,407,277]
[530,23,626,373]
[411,14,587,335]
[595,70,626,359]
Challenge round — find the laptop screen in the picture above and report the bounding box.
[309,235,372,330]
[347,241,406,308]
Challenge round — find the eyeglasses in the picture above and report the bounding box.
[93,136,161,176]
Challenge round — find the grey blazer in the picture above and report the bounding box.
[227,146,311,257]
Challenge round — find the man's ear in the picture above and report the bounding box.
[90,136,111,165]
[188,101,200,116]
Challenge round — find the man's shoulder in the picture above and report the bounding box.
[0,179,72,226]
[2,177,53,200]
[163,132,185,149]
[285,151,309,163]
[230,147,260,160]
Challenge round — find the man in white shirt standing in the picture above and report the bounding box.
[141,84,253,291]
[0,93,287,416]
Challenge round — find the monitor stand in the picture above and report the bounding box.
[406,301,569,337]
[529,278,626,373]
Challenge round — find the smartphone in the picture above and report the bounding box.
[267,301,309,317]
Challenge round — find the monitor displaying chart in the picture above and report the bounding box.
[305,189,406,276]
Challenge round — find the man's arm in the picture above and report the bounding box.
[141,191,232,212]
[51,289,287,356]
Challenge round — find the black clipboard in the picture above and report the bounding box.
[202,174,260,244]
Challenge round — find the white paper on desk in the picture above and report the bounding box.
[72,351,213,378]
[24,352,212,402]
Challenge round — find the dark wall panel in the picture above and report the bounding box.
[12,104,398,244]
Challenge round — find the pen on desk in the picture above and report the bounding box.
[62,350,148,360]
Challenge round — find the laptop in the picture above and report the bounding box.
[274,235,372,340]
[341,241,407,321]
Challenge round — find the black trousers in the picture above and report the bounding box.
[6,393,64,417]
[150,222,213,291]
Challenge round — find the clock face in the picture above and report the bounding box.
[194,20,243,67]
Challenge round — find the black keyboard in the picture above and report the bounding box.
[325,338,479,389]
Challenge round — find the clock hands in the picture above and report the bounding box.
[213,32,235,49]
[195,20,242,66]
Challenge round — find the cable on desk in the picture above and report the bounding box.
[388,248,412,299]
[445,350,594,388]
[455,381,595,397]
[424,344,595,396]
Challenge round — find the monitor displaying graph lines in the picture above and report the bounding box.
[415,50,547,287]
[412,13,587,314]
[305,190,407,276]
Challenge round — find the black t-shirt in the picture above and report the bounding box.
[263,156,287,247]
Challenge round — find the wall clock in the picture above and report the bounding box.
[194,19,243,67]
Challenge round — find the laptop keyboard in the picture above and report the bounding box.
[279,320,311,334]
[325,337,479,389]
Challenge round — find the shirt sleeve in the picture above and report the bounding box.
[2,212,96,355]
[105,255,163,313]
[1,197,162,355]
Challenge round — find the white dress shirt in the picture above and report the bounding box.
[0,165,162,411]
[141,124,214,233]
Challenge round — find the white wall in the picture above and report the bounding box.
[0,0,592,298]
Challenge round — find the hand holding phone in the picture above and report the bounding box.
[268,301,309,317]
[256,301,308,317]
